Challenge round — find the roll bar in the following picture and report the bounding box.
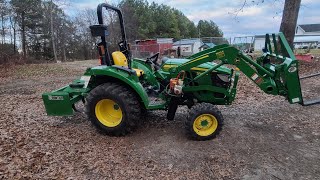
[97,3,128,48]
[94,3,130,67]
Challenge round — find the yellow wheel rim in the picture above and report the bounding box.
[193,114,218,137]
[95,99,123,127]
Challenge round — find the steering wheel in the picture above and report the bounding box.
[146,52,160,70]
[118,41,125,51]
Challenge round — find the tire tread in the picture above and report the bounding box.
[86,82,141,136]
[185,103,224,141]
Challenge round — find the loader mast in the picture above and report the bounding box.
[172,33,303,104]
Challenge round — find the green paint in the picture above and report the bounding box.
[86,66,151,108]
[162,58,231,74]
[114,104,120,110]
[201,120,209,127]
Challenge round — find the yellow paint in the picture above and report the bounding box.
[112,51,128,66]
[133,68,144,77]
[112,51,144,77]
[95,99,123,127]
[216,51,225,59]
[163,55,209,72]
[184,55,209,66]
[191,67,208,71]
[162,64,176,70]
[163,65,208,72]
[193,114,218,137]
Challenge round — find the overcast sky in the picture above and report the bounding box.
[68,0,319,37]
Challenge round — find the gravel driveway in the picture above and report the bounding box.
[0,59,319,179]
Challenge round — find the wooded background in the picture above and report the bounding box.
[0,0,223,64]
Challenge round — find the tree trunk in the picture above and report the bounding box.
[10,16,16,54]
[62,45,66,61]
[21,11,27,59]
[13,27,16,54]
[50,1,58,62]
[1,15,4,44]
[279,0,301,49]
[9,21,12,45]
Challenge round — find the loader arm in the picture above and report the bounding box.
[171,33,303,104]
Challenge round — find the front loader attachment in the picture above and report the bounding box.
[302,98,320,106]
[262,33,320,106]
[300,73,320,106]
[42,76,91,116]
[172,32,319,106]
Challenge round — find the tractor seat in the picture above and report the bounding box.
[112,51,144,77]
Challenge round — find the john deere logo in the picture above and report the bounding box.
[216,51,225,59]
[288,67,297,73]
[48,95,64,101]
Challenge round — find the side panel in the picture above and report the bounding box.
[282,59,303,104]
[161,58,232,74]
[42,91,74,116]
[86,66,150,108]
[42,79,90,116]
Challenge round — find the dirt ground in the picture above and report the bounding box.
[0,58,319,180]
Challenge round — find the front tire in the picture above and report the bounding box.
[86,83,141,136]
[185,103,224,141]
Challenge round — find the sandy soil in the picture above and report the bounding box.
[0,59,319,179]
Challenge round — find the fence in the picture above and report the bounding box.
[201,37,231,45]
[130,36,257,59]
[131,43,174,59]
[230,36,255,52]
[131,44,160,59]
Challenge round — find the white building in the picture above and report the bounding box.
[296,24,320,36]
[253,35,266,51]
[173,39,203,57]
[253,23,320,51]
[294,36,320,49]
[294,24,320,49]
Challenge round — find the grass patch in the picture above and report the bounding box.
[0,63,78,79]
[15,64,66,77]
[295,49,320,55]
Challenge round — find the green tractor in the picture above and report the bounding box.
[42,3,319,140]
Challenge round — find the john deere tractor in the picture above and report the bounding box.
[42,3,319,140]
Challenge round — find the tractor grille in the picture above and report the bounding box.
[211,72,231,98]
[211,72,231,88]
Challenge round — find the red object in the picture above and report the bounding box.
[170,78,178,90]
[135,39,173,55]
[295,54,314,63]
[169,71,186,91]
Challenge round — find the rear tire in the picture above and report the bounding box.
[185,103,224,141]
[86,83,141,136]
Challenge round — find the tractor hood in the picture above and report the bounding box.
[161,58,232,74]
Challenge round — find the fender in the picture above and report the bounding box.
[85,65,150,108]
